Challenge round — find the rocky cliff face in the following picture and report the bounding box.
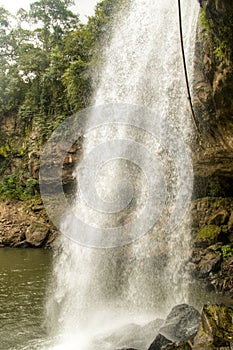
[190,197,233,296]
[0,199,59,248]
[191,0,233,296]
[193,0,233,198]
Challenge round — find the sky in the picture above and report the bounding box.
[0,0,100,23]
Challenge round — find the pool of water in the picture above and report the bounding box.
[0,248,52,350]
[1,247,232,350]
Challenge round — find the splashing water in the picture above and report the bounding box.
[41,0,199,349]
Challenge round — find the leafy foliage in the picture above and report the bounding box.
[0,0,120,133]
[0,173,39,199]
[221,245,233,261]
[0,0,122,198]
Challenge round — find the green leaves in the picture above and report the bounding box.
[29,0,79,37]
[62,58,92,112]
[0,0,123,198]
[0,0,122,136]
[0,173,39,199]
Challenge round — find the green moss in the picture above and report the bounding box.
[221,245,233,261]
[0,144,10,158]
[200,9,211,35]
[196,225,221,243]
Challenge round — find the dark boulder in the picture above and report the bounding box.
[148,333,172,350]
[159,304,200,342]
[141,319,165,346]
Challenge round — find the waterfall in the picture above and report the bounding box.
[42,0,199,349]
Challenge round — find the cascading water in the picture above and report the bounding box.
[41,0,199,349]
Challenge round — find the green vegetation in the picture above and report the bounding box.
[0,173,39,199]
[0,144,10,158]
[221,244,233,261]
[0,0,120,136]
[0,0,122,198]
[200,9,211,35]
[200,6,233,61]
[196,225,221,244]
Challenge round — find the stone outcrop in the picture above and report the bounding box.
[193,0,233,198]
[190,197,233,295]
[114,305,233,350]
[105,304,199,350]
[149,305,233,350]
[148,334,172,350]
[189,0,233,301]
[0,199,59,248]
[158,304,200,343]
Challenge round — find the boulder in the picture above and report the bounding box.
[26,222,49,247]
[141,319,165,347]
[159,304,200,342]
[193,305,233,349]
[148,333,172,350]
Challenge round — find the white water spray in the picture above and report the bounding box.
[43,0,199,349]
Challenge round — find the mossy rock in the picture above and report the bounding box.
[196,225,221,247]
[193,305,233,349]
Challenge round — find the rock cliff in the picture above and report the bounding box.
[190,0,233,296]
[193,0,233,197]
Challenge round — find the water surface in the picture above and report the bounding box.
[0,247,232,350]
[0,248,52,350]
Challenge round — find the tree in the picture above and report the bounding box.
[29,0,79,50]
[0,0,122,135]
